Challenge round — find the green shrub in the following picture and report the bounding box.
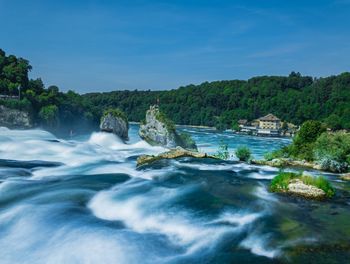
[287,120,326,161]
[176,132,197,151]
[314,132,350,172]
[39,105,59,127]
[264,146,290,161]
[214,141,230,160]
[155,111,175,132]
[270,171,335,198]
[235,146,251,162]
[102,108,128,123]
[270,171,297,192]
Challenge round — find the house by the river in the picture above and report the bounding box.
[237,114,297,137]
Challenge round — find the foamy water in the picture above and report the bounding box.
[0,125,349,263]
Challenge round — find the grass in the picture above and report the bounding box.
[270,171,335,198]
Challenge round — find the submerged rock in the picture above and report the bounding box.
[100,109,129,140]
[137,146,217,166]
[0,105,32,129]
[139,105,197,150]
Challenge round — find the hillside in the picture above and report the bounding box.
[1,48,350,132]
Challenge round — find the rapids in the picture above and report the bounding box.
[0,125,349,263]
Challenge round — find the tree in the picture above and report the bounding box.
[39,105,59,127]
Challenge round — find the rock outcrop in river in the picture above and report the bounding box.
[0,105,32,129]
[137,146,217,166]
[270,172,334,200]
[139,105,197,150]
[287,179,326,199]
[100,109,129,140]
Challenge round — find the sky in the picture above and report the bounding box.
[0,0,349,93]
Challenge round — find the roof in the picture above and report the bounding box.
[259,114,280,122]
[238,119,248,124]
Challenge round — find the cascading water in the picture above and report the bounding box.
[0,124,349,264]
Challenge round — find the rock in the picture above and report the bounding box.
[100,109,129,140]
[340,173,350,181]
[0,105,32,129]
[287,179,326,199]
[139,105,197,150]
[137,146,217,166]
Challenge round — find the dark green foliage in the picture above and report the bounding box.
[155,111,175,132]
[270,171,335,198]
[235,146,252,161]
[264,146,290,161]
[83,72,350,129]
[314,132,350,172]
[176,132,197,151]
[102,108,128,123]
[39,105,59,127]
[2,48,350,135]
[287,120,326,161]
[231,120,239,131]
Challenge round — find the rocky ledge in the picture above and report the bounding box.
[100,109,129,140]
[139,105,197,151]
[137,146,217,166]
[252,158,321,170]
[0,105,32,129]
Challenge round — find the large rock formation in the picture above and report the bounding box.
[0,105,32,129]
[100,109,129,140]
[137,146,217,166]
[139,105,197,150]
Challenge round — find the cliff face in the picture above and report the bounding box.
[100,109,129,140]
[139,105,177,148]
[0,105,32,129]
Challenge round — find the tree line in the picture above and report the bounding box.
[1,48,350,134]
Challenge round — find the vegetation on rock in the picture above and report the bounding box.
[155,111,175,132]
[176,132,197,151]
[102,108,128,123]
[214,141,230,160]
[265,121,350,173]
[270,171,335,198]
[235,146,252,162]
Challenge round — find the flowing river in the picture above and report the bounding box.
[0,125,349,263]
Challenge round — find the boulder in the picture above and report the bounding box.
[137,146,217,166]
[139,105,197,150]
[100,109,129,140]
[0,105,32,129]
[287,179,326,199]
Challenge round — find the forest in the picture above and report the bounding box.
[1,48,350,133]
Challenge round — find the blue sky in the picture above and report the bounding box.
[1,0,349,92]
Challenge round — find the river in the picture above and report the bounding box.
[0,124,349,263]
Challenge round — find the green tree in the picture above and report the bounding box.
[39,105,59,127]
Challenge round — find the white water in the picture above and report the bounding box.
[1,126,343,263]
